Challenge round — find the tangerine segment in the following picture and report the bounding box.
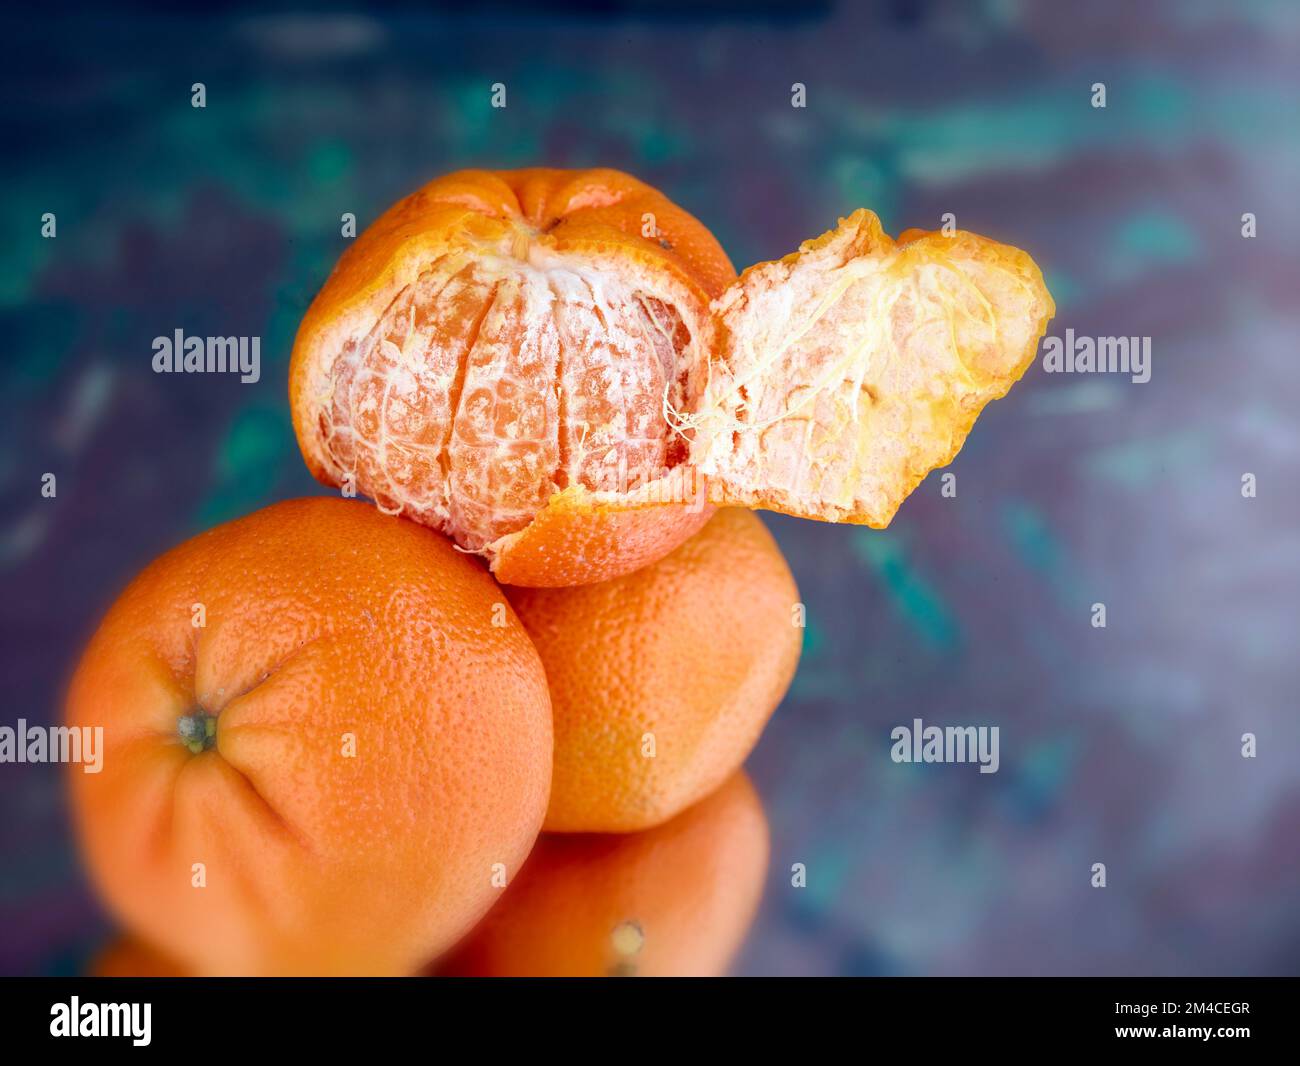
[439,772,769,977]
[692,209,1055,525]
[291,168,734,572]
[67,498,552,976]
[329,256,689,551]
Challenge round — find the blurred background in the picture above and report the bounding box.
[2,1,1298,976]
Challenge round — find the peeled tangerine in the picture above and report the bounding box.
[290,168,1054,587]
[66,498,552,976]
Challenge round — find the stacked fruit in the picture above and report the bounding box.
[69,168,1053,976]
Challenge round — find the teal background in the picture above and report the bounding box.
[2,2,1298,975]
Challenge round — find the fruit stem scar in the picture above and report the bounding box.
[177,712,217,754]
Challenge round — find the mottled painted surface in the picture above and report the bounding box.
[2,2,1298,975]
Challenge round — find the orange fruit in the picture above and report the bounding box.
[440,771,769,977]
[290,167,732,587]
[507,508,801,832]
[291,168,1053,588]
[66,497,552,976]
[90,937,186,977]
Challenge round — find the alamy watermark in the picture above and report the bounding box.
[0,720,103,773]
[1041,328,1151,384]
[152,329,261,383]
[50,997,150,1046]
[890,717,999,774]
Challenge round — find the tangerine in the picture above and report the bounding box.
[290,168,1052,587]
[508,508,800,832]
[290,167,730,586]
[66,497,552,975]
[440,772,768,977]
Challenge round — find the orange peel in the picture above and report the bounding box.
[691,211,1055,524]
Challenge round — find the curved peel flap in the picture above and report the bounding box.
[688,209,1055,526]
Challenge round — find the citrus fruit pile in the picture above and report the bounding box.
[68,167,1053,976]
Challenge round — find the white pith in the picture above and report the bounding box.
[296,210,1052,556]
[685,211,1052,526]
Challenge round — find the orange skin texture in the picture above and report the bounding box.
[489,473,715,587]
[289,167,736,587]
[440,772,769,977]
[66,498,552,976]
[507,508,801,832]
